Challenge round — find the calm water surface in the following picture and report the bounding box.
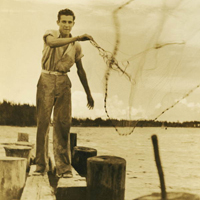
[0,126,200,199]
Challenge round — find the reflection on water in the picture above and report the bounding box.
[0,126,200,199]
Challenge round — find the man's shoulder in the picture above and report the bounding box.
[44,30,60,38]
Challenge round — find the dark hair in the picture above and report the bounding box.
[57,8,75,21]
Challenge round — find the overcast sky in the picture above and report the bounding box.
[1,0,200,122]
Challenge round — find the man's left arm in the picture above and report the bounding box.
[76,59,94,109]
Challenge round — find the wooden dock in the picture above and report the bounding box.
[1,132,127,200]
[20,165,56,200]
[48,145,87,200]
[56,168,86,200]
[1,132,126,200]
[19,150,87,200]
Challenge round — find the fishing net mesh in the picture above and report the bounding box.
[90,0,200,135]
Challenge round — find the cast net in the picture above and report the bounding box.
[90,0,200,135]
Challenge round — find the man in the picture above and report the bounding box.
[35,8,94,178]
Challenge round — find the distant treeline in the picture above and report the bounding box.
[72,118,200,128]
[0,100,36,126]
[1,100,200,127]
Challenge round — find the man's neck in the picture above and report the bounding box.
[60,32,71,38]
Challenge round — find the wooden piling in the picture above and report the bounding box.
[1,142,35,165]
[18,132,29,142]
[15,142,35,164]
[72,146,97,176]
[151,134,166,199]
[70,133,77,157]
[0,157,26,200]
[4,145,32,170]
[15,141,34,148]
[87,155,126,200]
[133,135,200,199]
[0,141,34,148]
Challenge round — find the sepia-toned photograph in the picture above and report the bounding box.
[0,0,200,199]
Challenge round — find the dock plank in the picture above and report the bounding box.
[20,165,56,200]
[57,167,86,187]
[48,146,87,200]
[56,169,86,200]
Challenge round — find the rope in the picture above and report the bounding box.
[154,84,200,121]
[89,0,199,134]
[90,0,135,136]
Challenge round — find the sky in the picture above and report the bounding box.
[1,0,200,122]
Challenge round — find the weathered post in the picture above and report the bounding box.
[72,146,97,176]
[152,134,166,199]
[18,132,29,142]
[1,142,35,164]
[134,135,200,199]
[15,141,34,148]
[87,155,126,200]
[16,142,35,164]
[70,133,77,157]
[4,145,32,170]
[0,157,26,200]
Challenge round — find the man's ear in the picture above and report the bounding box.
[57,20,59,25]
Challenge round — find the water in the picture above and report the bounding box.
[0,126,200,199]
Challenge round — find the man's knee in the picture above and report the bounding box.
[37,118,51,128]
[55,119,71,126]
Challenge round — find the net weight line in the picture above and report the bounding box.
[90,40,136,136]
[90,0,200,135]
[154,84,200,121]
[90,0,135,136]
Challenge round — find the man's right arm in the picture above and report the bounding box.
[46,35,78,48]
[46,34,93,48]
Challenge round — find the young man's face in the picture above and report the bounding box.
[57,15,75,37]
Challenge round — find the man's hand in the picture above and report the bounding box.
[87,95,94,110]
[79,34,93,41]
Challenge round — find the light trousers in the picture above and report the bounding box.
[35,72,72,175]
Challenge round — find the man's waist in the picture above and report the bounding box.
[41,69,68,76]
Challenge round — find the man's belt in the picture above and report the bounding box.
[42,69,68,76]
